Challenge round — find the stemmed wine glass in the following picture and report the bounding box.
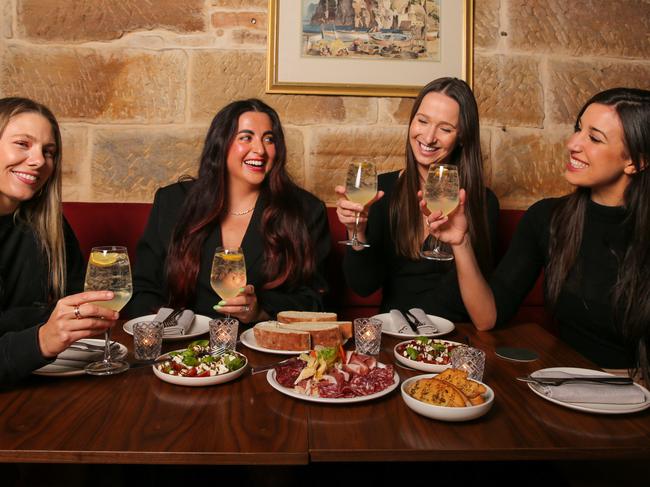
[420,164,459,261]
[339,161,377,248]
[84,246,132,375]
[210,246,247,317]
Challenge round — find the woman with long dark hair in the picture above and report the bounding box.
[335,78,498,319]
[0,97,119,384]
[428,87,650,382]
[129,99,330,322]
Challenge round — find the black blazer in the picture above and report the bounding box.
[127,181,331,321]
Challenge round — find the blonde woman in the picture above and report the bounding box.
[0,97,117,384]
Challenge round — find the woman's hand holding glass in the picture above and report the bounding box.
[213,284,264,323]
[334,185,384,248]
[419,188,469,247]
[37,291,119,359]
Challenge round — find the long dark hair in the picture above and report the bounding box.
[389,78,492,273]
[166,99,316,306]
[547,87,650,382]
[0,97,65,301]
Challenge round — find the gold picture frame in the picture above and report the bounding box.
[266,0,474,98]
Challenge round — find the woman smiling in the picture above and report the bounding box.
[129,99,330,323]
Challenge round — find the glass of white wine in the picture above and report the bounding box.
[84,246,133,375]
[211,246,247,317]
[339,161,377,248]
[421,164,459,261]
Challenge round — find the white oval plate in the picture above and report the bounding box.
[33,339,128,377]
[123,314,210,341]
[266,366,399,404]
[240,328,309,356]
[527,367,650,415]
[372,313,455,338]
[393,339,465,373]
[401,373,494,421]
[152,350,248,387]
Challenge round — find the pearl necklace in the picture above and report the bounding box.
[230,206,255,216]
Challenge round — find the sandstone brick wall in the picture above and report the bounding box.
[1,0,648,209]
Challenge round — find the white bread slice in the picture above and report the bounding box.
[278,320,352,341]
[253,321,310,351]
[277,311,337,324]
[277,322,342,348]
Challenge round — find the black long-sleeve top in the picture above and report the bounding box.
[343,171,500,322]
[0,214,84,385]
[127,181,331,320]
[491,197,635,369]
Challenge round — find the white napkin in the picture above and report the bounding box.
[154,308,195,336]
[388,309,410,333]
[533,371,646,405]
[57,343,104,363]
[408,308,437,332]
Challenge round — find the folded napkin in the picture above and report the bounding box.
[388,309,410,333]
[533,371,646,405]
[154,308,195,336]
[58,342,104,363]
[408,308,436,331]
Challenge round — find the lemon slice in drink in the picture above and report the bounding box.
[89,251,118,267]
[217,252,243,262]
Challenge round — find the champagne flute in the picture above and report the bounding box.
[420,164,459,261]
[210,247,247,317]
[84,246,132,375]
[339,161,377,248]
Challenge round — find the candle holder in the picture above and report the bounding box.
[209,317,239,354]
[133,321,163,361]
[354,318,382,355]
[450,346,486,381]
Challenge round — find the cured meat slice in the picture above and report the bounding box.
[274,358,306,388]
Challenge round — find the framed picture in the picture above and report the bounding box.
[266,0,473,98]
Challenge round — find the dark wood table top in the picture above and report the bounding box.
[1,322,648,465]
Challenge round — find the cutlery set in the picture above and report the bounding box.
[517,375,633,386]
[399,309,438,334]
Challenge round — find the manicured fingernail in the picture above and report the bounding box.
[238,288,245,292]
[218,300,226,306]
[213,305,222,310]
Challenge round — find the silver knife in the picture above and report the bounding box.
[517,375,633,386]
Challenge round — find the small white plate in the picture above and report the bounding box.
[266,367,400,404]
[33,339,128,377]
[152,350,248,387]
[401,373,494,421]
[240,328,309,355]
[393,339,464,373]
[527,367,650,415]
[123,314,210,341]
[372,312,455,338]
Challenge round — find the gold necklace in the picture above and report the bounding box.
[230,206,255,216]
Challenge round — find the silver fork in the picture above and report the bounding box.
[405,309,438,333]
[161,308,184,328]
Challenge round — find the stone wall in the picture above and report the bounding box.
[1,0,648,209]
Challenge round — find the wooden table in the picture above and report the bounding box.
[0,322,648,466]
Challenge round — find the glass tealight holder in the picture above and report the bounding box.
[450,346,486,381]
[133,321,163,361]
[209,317,239,354]
[354,317,382,355]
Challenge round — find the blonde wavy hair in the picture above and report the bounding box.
[0,97,65,301]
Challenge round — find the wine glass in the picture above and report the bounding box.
[420,164,459,261]
[339,161,377,248]
[84,246,132,375]
[210,246,247,317]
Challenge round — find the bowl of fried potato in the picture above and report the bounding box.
[401,368,494,421]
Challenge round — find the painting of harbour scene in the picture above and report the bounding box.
[302,0,441,61]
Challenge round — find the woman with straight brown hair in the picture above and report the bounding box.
[335,78,498,320]
[0,97,118,384]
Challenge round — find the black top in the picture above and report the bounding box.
[492,197,635,368]
[343,171,500,322]
[0,214,84,385]
[127,181,331,320]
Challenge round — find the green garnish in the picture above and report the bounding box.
[405,346,418,360]
[224,355,244,371]
[415,336,429,344]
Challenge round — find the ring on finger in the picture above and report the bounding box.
[242,305,250,312]
[74,305,82,320]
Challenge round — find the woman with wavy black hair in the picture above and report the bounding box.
[428,87,650,382]
[336,78,498,320]
[129,99,330,323]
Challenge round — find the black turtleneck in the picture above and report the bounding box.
[491,197,635,369]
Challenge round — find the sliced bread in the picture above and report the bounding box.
[277,311,338,324]
[253,321,310,351]
[277,322,342,348]
[278,320,352,341]
[407,377,468,407]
